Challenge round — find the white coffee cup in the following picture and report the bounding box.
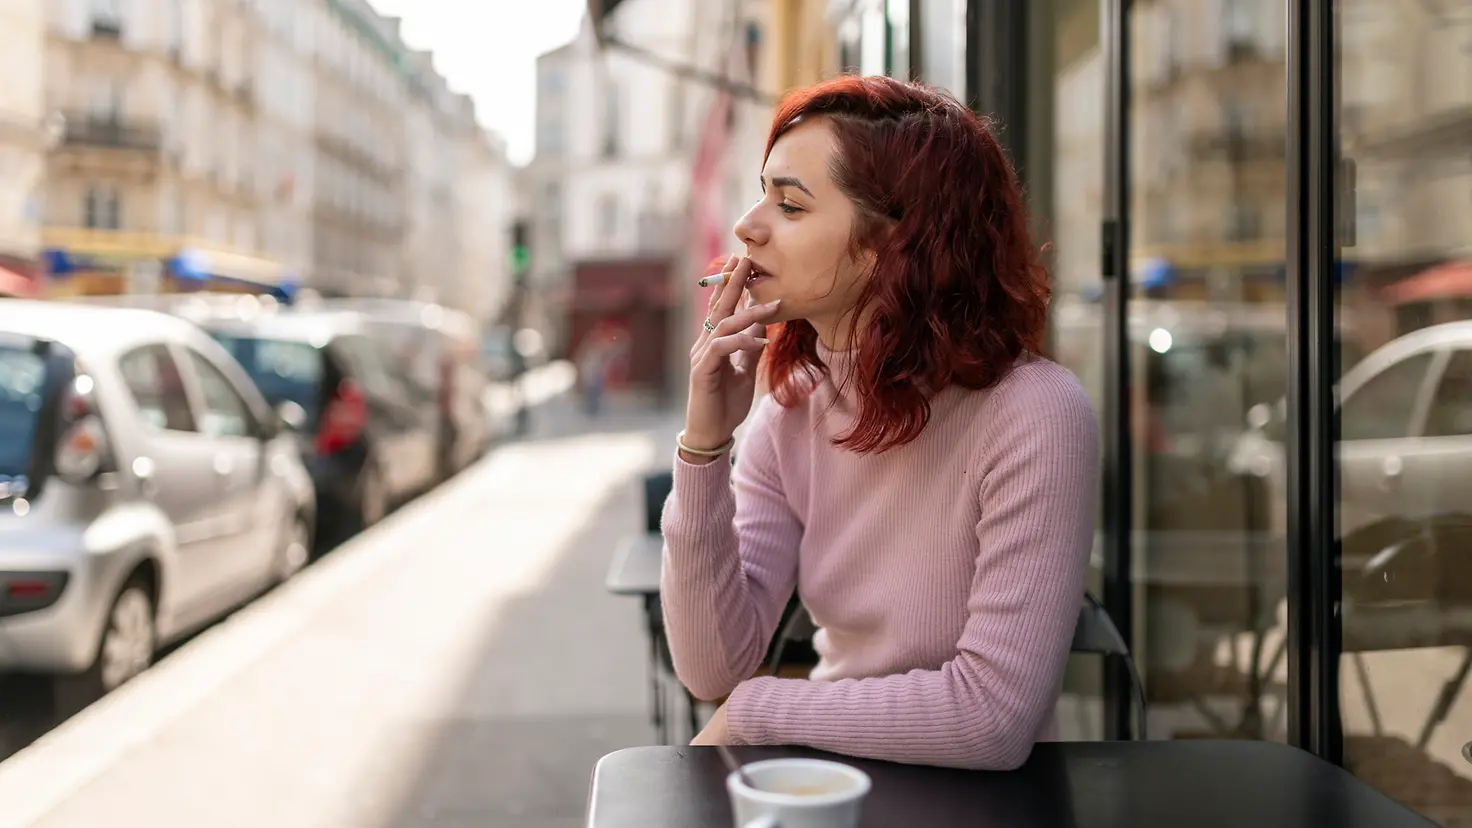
[726,758,872,828]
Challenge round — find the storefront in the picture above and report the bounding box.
[835,0,1472,821]
[39,228,300,302]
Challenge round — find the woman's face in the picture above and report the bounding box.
[733,117,875,347]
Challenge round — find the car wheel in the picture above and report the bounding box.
[273,516,312,584]
[55,577,156,712]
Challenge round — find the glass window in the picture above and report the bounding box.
[887,0,911,79]
[118,345,196,433]
[1340,352,1434,442]
[185,351,254,439]
[0,341,48,480]
[918,0,965,94]
[1029,0,1105,742]
[1424,351,1472,438]
[1335,0,1472,818]
[333,335,400,401]
[1128,0,1289,747]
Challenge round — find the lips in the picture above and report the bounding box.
[746,261,774,280]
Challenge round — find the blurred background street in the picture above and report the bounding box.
[0,0,1469,825]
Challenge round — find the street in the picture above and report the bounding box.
[0,390,681,828]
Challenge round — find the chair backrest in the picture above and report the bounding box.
[1072,593,1130,656]
[642,470,673,534]
[1072,592,1148,741]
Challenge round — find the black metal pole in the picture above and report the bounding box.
[1100,0,1135,743]
[1284,0,1342,764]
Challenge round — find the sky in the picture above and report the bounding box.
[368,0,587,166]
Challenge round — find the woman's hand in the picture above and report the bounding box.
[682,255,782,463]
[690,703,732,745]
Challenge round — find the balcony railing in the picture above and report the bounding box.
[60,114,162,152]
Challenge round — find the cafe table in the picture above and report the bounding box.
[587,741,1435,827]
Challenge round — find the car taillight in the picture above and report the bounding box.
[55,375,111,483]
[315,379,367,455]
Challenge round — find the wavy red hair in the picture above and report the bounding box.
[760,75,1051,454]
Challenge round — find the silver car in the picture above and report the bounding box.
[0,301,316,702]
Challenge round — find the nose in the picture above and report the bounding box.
[733,202,768,248]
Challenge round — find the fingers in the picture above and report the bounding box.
[695,331,769,373]
[705,254,738,313]
[711,299,780,338]
[708,258,753,326]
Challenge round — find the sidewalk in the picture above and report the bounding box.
[0,396,683,828]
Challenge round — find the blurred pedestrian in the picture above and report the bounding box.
[658,76,1099,770]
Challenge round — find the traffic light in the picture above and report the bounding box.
[509,219,530,278]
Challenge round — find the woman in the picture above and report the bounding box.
[661,76,1099,771]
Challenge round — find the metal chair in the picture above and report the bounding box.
[1073,592,1148,740]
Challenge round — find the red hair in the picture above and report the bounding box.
[761,75,1051,454]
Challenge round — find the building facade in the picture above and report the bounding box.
[530,0,771,384]
[41,0,287,296]
[827,0,1472,822]
[306,0,407,299]
[0,0,49,296]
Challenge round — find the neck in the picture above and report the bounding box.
[811,308,865,351]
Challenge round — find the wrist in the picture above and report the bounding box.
[677,429,735,463]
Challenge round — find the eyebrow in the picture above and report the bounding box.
[761,175,815,199]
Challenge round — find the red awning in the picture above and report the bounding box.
[0,266,37,298]
[1382,260,1472,304]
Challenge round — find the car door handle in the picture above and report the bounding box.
[214,455,234,476]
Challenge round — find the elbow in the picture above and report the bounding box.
[953,702,1042,771]
[672,662,742,703]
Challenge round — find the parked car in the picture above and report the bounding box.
[0,301,315,702]
[187,308,443,535]
[310,298,498,478]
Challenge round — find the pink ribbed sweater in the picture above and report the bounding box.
[659,342,1099,770]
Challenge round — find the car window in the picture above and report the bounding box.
[334,335,402,401]
[1340,351,1434,442]
[1424,350,1472,438]
[185,350,256,438]
[118,345,197,433]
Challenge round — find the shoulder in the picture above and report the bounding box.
[986,355,1096,424]
[961,355,1099,465]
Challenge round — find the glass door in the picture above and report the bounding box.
[1332,0,1472,822]
[1104,0,1294,743]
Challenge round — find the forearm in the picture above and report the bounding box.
[660,453,786,700]
[725,653,1057,771]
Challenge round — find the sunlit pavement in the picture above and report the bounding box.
[0,389,682,828]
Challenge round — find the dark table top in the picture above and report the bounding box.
[606,533,663,596]
[588,742,1434,828]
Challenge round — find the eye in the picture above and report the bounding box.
[778,202,802,215]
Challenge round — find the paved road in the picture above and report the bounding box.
[0,391,682,828]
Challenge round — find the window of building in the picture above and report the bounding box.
[601,80,622,158]
[84,185,121,229]
[90,0,122,26]
[599,195,619,242]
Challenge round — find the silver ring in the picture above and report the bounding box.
[703,318,716,332]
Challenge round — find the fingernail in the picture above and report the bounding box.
[755,338,770,345]
[765,299,781,308]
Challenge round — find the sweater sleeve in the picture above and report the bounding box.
[659,396,804,701]
[724,366,1099,770]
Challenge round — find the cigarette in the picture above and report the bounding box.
[698,272,728,288]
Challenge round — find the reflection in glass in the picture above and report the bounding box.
[1127,0,1290,743]
[1028,0,1105,740]
[1334,0,1472,822]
